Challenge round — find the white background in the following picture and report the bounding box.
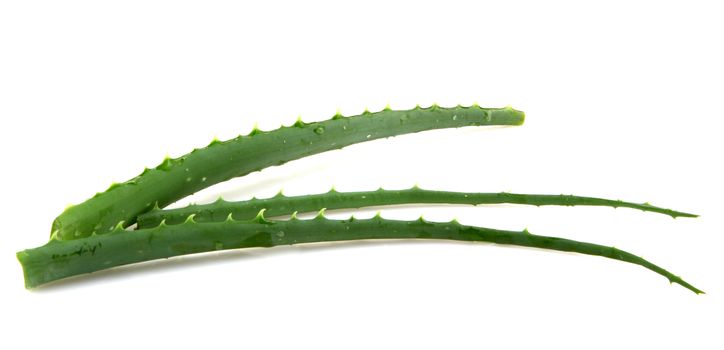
[1,1,722,348]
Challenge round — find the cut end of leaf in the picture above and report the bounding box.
[506,106,525,125]
[16,250,35,289]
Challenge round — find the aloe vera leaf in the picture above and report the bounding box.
[51,105,525,241]
[136,187,697,229]
[19,212,702,293]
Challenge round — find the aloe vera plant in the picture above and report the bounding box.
[136,187,696,229]
[17,210,703,293]
[17,104,702,293]
[51,105,524,241]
